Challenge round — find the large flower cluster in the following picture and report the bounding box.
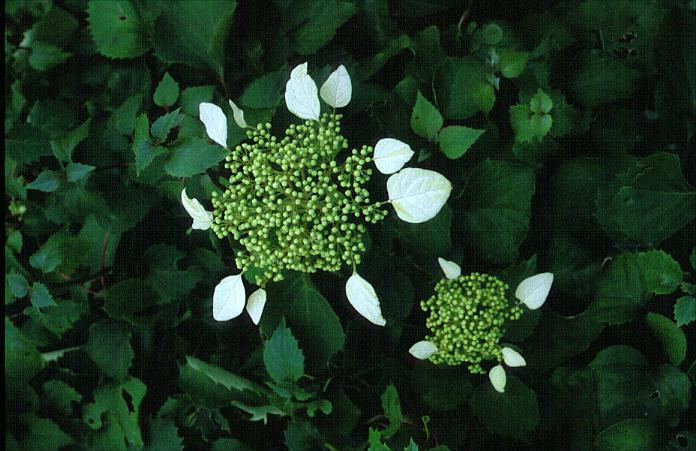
[421,273,521,372]
[210,115,386,285]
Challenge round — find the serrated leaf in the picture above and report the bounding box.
[674,296,696,327]
[411,92,443,141]
[30,282,56,308]
[153,72,180,108]
[263,321,305,384]
[164,137,228,178]
[88,0,149,59]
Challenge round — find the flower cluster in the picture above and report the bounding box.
[182,63,452,327]
[210,115,386,285]
[420,272,521,373]
[409,258,554,393]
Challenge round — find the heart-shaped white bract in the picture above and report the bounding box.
[212,274,246,321]
[285,62,320,121]
[408,340,438,360]
[228,99,248,129]
[180,188,213,230]
[345,273,386,326]
[489,364,507,393]
[246,288,267,325]
[437,257,461,280]
[373,138,414,175]
[501,347,526,367]
[387,168,452,223]
[320,65,352,108]
[199,102,228,148]
[515,272,554,310]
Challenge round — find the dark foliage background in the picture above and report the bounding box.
[5,0,696,450]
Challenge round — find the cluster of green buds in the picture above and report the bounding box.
[182,63,453,328]
[409,258,554,393]
[210,114,386,285]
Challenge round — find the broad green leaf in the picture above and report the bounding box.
[153,72,180,108]
[594,419,660,451]
[571,50,640,108]
[436,56,496,119]
[66,163,96,183]
[462,160,535,264]
[646,313,687,366]
[437,125,485,159]
[397,204,452,258]
[84,320,133,382]
[179,356,264,408]
[30,282,56,308]
[42,380,82,416]
[380,384,403,438]
[7,273,30,298]
[411,92,443,141]
[180,86,216,116]
[104,279,160,325]
[290,0,356,55]
[263,321,305,384]
[28,42,71,71]
[674,296,696,327]
[151,109,184,143]
[26,170,61,192]
[240,69,286,109]
[164,137,228,178]
[498,49,528,78]
[151,1,237,78]
[112,94,143,135]
[17,414,73,451]
[87,0,150,58]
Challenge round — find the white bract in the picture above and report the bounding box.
[228,100,248,128]
[320,65,352,108]
[515,272,554,310]
[246,288,267,325]
[489,364,507,393]
[373,138,414,175]
[408,340,438,359]
[387,168,452,223]
[345,273,386,326]
[180,188,213,230]
[285,62,320,121]
[199,102,228,148]
[501,347,526,367]
[437,257,461,280]
[213,274,246,321]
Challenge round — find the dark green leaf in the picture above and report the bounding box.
[674,296,696,327]
[646,313,687,366]
[411,92,443,141]
[26,170,61,192]
[437,126,485,159]
[30,283,56,308]
[153,72,180,108]
[164,137,227,178]
[263,321,305,384]
[87,0,150,58]
[84,320,134,381]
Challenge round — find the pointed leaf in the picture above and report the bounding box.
[228,100,248,128]
[199,102,228,147]
[501,347,526,367]
[489,364,507,393]
[180,188,212,230]
[437,257,461,279]
[320,65,352,108]
[284,62,320,120]
[345,273,386,326]
[212,274,246,321]
[373,138,414,174]
[515,272,554,309]
[246,288,266,325]
[408,341,438,360]
[387,168,452,223]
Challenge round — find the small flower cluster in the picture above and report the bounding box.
[420,272,521,373]
[409,258,553,393]
[210,115,386,285]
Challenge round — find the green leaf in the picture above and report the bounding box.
[150,109,184,143]
[164,137,228,178]
[7,273,30,298]
[436,56,496,119]
[283,418,321,451]
[50,119,90,162]
[17,414,73,451]
[498,49,528,78]
[84,320,134,381]
[112,94,143,135]
[132,114,160,175]
[66,163,96,182]
[143,417,183,451]
[646,313,687,366]
[397,204,452,259]
[290,0,356,55]
[368,428,391,451]
[462,160,535,264]
[211,437,253,451]
[239,69,287,109]
[30,283,56,308]
[571,50,641,108]
[589,250,683,325]
[26,170,61,192]
[412,362,471,411]
[28,42,72,71]
[468,377,540,440]
[263,321,305,385]
[437,125,485,159]
[152,1,237,78]
[594,419,660,451]
[87,0,150,59]
[42,380,82,416]
[29,246,61,273]
[596,152,696,247]
[104,279,160,325]
[381,384,404,438]
[674,296,696,327]
[411,92,443,141]
[153,72,180,108]
[179,86,216,116]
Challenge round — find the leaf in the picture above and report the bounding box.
[674,296,696,327]
[104,278,160,325]
[263,321,305,384]
[66,163,96,183]
[498,49,529,78]
[199,102,228,148]
[245,288,266,325]
[515,273,554,310]
[29,245,61,273]
[143,417,183,451]
[345,273,387,326]
[411,362,472,411]
[589,250,683,325]
[468,377,539,440]
[151,109,184,143]
[284,62,320,121]
[7,273,30,298]
[212,274,246,321]
[380,384,404,438]
[42,380,82,416]
[28,42,72,71]
[112,94,143,135]
[462,160,535,264]
[408,341,438,360]
[571,50,641,108]
[18,414,73,451]
[397,204,452,258]
[290,0,356,55]
[228,100,248,129]
[436,56,496,119]
[30,282,57,308]
[180,86,216,116]
[87,0,150,59]
[179,356,264,408]
[410,92,443,141]
[153,72,180,108]
[84,320,134,382]
[26,170,61,192]
[437,257,461,280]
[596,152,696,247]
[646,313,687,366]
[132,114,157,175]
[320,65,352,108]
[164,137,228,177]
[152,1,237,78]
[284,418,321,451]
[437,125,485,159]
[373,138,414,174]
[387,168,452,224]
[594,419,660,451]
